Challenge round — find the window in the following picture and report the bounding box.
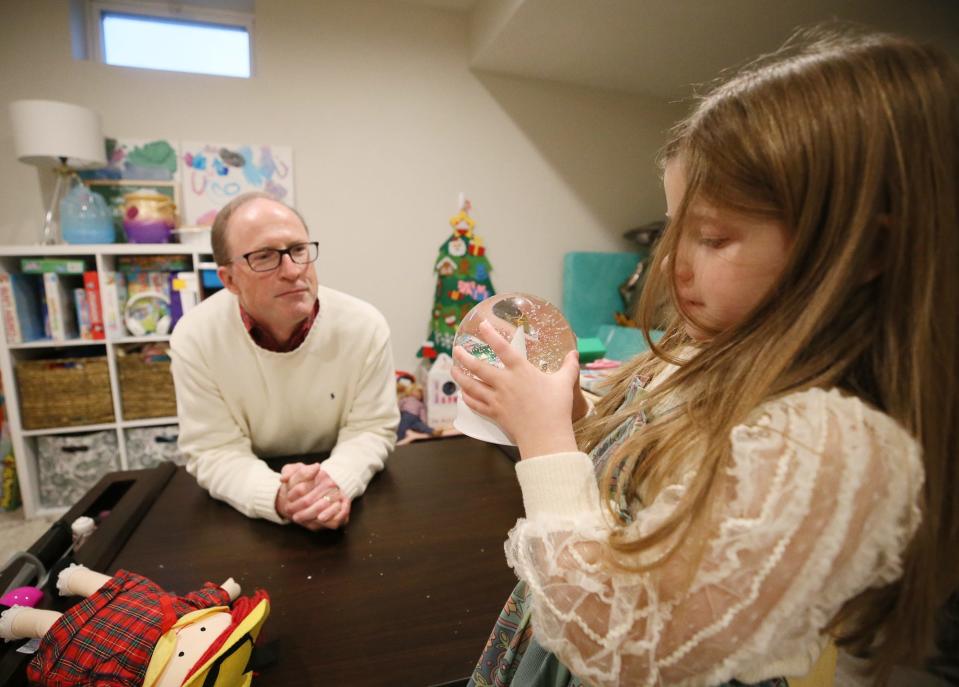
[86,1,253,78]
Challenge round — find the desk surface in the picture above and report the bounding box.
[7,437,525,687]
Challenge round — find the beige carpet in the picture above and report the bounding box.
[0,509,57,567]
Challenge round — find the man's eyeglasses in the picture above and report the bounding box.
[229,242,319,272]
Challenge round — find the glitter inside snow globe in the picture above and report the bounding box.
[452,293,576,445]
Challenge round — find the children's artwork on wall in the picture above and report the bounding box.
[180,142,295,226]
[79,138,180,182]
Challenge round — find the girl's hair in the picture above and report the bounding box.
[576,27,958,680]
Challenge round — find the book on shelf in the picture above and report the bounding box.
[0,272,45,343]
[0,273,15,343]
[171,272,200,323]
[42,273,79,341]
[101,271,128,338]
[82,271,105,340]
[73,288,91,339]
[117,255,191,273]
[169,273,183,326]
[20,258,87,275]
[40,293,50,339]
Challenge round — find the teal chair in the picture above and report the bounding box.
[562,251,661,362]
[595,324,661,361]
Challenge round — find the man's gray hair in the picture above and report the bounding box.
[210,192,309,266]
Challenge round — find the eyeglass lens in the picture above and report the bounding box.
[246,243,317,271]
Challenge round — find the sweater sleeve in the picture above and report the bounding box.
[321,322,400,498]
[507,388,923,687]
[170,334,285,524]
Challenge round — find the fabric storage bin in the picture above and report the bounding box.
[125,425,185,469]
[118,351,177,419]
[17,357,114,429]
[37,430,119,509]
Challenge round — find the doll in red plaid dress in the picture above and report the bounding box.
[0,564,269,687]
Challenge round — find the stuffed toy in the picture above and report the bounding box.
[0,564,269,687]
[396,381,440,445]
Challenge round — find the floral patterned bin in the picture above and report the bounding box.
[125,425,184,469]
[37,431,119,509]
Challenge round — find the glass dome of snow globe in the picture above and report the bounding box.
[452,292,576,444]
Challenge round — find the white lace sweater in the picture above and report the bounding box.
[508,387,923,687]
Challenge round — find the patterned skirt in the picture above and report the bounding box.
[467,581,788,687]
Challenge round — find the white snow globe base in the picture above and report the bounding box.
[453,397,515,446]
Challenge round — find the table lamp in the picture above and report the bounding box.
[9,99,107,244]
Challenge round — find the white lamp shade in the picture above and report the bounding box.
[9,99,106,169]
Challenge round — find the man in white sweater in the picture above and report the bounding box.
[170,192,399,530]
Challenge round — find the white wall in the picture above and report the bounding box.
[0,0,684,369]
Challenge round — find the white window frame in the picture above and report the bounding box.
[86,0,255,77]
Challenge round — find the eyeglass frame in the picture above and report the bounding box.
[226,241,320,272]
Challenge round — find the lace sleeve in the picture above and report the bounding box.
[506,388,923,687]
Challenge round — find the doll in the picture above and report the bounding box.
[0,564,269,687]
[396,380,440,444]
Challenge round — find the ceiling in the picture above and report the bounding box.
[397,0,959,99]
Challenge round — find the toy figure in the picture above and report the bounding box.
[0,564,269,687]
[396,379,440,445]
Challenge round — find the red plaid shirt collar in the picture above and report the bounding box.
[240,299,319,352]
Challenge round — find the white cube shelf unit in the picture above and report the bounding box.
[0,243,217,518]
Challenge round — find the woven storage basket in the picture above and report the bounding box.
[16,357,114,430]
[118,355,177,419]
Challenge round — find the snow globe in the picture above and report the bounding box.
[452,293,576,445]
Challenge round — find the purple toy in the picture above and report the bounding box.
[121,191,176,243]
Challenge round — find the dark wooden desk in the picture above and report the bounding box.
[0,436,524,687]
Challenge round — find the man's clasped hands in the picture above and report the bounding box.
[275,463,351,530]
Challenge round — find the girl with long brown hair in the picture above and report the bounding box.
[453,28,958,687]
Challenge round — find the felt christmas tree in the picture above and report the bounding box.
[421,198,495,357]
